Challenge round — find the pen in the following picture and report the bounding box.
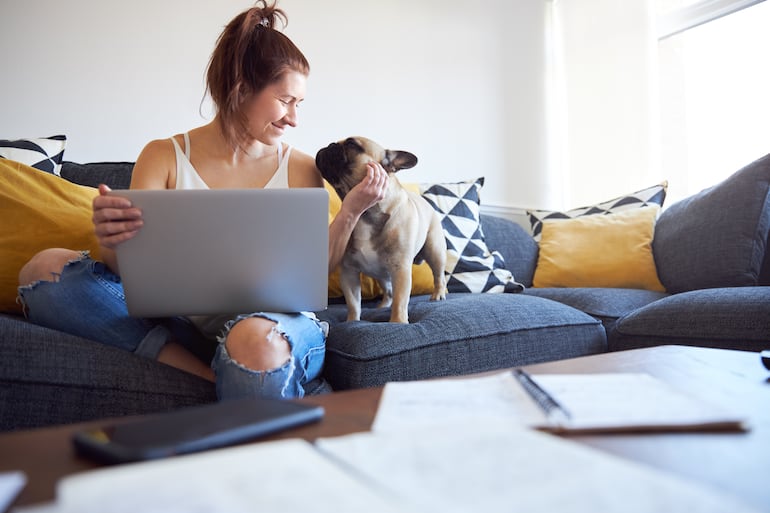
[512,369,572,427]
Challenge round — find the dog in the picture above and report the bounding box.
[316,136,447,323]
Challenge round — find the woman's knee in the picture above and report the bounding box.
[18,248,82,286]
[224,316,291,371]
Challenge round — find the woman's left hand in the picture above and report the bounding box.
[340,161,388,216]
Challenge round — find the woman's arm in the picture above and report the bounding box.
[327,163,387,272]
[288,149,387,273]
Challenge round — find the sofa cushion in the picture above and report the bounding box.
[609,287,770,352]
[0,313,217,431]
[0,160,103,313]
[532,205,665,291]
[653,153,770,293]
[480,214,539,287]
[0,135,67,175]
[523,287,668,327]
[60,161,134,189]
[526,182,668,241]
[317,293,606,390]
[419,178,523,293]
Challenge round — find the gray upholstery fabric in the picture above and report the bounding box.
[0,314,216,431]
[609,287,770,352]
[317,294,606,390]
[60,161,134,189]
[481,214,538,287]
[653,153,770,293]
[523,287,668,329]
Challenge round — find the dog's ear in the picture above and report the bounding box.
[382,149,418,173]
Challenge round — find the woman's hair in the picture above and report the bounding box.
[206,1,310,151]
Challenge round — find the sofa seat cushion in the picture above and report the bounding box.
[608,287,770,352]
[523,288,668,329]
[0,314,217,431]
[317,293,606,390]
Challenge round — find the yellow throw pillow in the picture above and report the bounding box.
[0,159,102,313]
[532,205,665,292]
[325,181,435,299]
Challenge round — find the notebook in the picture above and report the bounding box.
[371,371,748,434]
[110,188,329,317]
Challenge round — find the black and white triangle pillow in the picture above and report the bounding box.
[0,135,67,175]
[420,177,524,294]
[526,182,668,241]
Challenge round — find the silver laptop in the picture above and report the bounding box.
[110,188,329,317]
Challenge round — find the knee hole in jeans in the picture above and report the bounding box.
[224,316,291,372]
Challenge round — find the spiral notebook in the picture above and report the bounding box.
[371,371,748,434]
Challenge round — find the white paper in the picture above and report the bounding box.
[316,424,760,513]
[372,372,745,433]
[43,439,406,513]
[0,471,26,512]
[371,372,545,432]
[533,373,744,430]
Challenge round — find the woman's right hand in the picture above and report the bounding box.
[92,184,144,250]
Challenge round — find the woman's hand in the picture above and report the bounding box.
[92,184,144,250]
[340,161,389,216]
[327,161,389,272]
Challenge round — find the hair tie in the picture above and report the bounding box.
[259,17,270,27]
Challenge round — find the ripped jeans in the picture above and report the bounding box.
[17,253,327,400]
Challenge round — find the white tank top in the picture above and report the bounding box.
[170,133,291,190]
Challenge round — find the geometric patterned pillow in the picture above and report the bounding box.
[0,135,67,176]
[420,177,524,294]
[526,181,668,242]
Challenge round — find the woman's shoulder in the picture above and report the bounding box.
[138,137,177,159]
[132,138,179,189]
[288,146,322,187]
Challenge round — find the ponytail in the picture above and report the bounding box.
[206,1,309,151]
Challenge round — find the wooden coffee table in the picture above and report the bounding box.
[1,345,768,511]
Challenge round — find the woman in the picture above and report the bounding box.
[17,2,387,400]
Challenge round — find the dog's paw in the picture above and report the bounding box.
[430,284,447,302]
[430,291,447,301]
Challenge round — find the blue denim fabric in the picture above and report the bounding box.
[17,254,327,400]
[211,312,327,400]
[17,253,171,358]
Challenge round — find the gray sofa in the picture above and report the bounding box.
[2,154,769,431]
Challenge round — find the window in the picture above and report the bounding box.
[657,0,770,204]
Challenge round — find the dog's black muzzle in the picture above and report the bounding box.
[315,142,347,184]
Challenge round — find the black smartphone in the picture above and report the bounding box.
[72,397,324,464]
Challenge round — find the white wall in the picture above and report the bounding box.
[0,0,549,211]
[551,0,663,208]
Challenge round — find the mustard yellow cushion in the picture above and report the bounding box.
[325,181,435,299]
[532,205,665,292]
[0,159,102,313]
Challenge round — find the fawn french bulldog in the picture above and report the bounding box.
[316,136,447,323]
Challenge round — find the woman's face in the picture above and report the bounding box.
[243,70,307,146]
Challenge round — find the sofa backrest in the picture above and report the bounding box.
[481,214,538,288]
[653,152,770,293]
[60,161,134,190]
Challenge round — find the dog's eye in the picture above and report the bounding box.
[343,138,364,151]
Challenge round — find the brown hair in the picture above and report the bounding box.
[206,1,310,151]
